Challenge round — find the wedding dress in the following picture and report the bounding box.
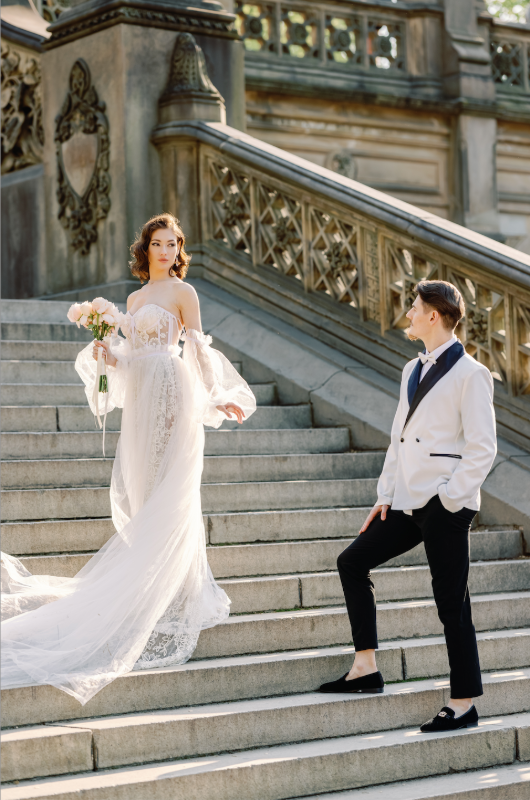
[1,303,256,705]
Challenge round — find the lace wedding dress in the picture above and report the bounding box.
[1,304,256,705]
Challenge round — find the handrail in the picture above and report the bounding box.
[153,119,530,423]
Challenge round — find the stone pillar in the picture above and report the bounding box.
[443,0,500,237]
[39,0,243,299]
[153,32,224,248]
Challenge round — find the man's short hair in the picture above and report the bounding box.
[414,280,465,331]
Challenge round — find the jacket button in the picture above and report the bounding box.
[400,438,404,442]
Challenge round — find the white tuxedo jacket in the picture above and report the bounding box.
[376,344,497,514]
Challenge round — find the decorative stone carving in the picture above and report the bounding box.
[1,42,44,175]
[222,193,248,227]
[159,33,225,123]
[324,240,351,279]
[41,0,72,24]
[466,307,489,344]
[274,216,299,249]
[332,151,357,180]
[54,59,110,255]
[164,32,220,97]
[363,229,380,322]
[490,40,524,88]
[46,5,235,48]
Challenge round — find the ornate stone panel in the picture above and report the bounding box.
[237,1,407,73]
[257,183,304,279]
[54,59,111,255]
[447,269,508,389]
[280,7,319,60]
[40,0,72,23]
[236,2,276,53]
[514,301,530,396]
[490,40,524,88]
[209,161,252,256]
[324,14,362,66]
[310,209,359,306]
[367,19,405,71]
[363,229,380,323]
[386,241,439,331]
[1,42,44,175]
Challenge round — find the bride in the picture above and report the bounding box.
[1,213,257,705]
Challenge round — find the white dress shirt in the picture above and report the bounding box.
[419,334,458,383]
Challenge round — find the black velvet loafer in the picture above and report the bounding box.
[318,670,384,694]
[420,705,478,732]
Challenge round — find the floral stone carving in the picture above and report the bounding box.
[54,59,111,255]
[1,42,44,175]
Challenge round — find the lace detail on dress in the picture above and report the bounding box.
[143,356,182,502]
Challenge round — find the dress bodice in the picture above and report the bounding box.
[120,304,182,356]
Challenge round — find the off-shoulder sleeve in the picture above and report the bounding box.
[182,328,257,429]
[75,333,131,414]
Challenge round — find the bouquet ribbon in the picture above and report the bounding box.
[92,341,110,456]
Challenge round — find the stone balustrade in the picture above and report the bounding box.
[236,0,530,100]
[154,119,530,446]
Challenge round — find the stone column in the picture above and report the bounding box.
[154,32,225,247]
[39,0,243,299]
[443,0,501,237]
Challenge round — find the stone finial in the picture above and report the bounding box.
[165,32,221,97]
[159,33,226,124]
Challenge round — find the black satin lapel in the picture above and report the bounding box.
[403,341,465,432]
[407,358,422,406]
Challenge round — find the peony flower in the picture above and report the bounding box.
[78,314,89,328]
[79,301,93,316]
[67,302,82,323]
[101,312,118,325]
[92,297,111,314]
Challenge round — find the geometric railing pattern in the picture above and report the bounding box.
[205,151,530,401]
[235,0,406,71]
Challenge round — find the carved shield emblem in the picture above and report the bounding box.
[54,59,111,255]
[61,130,98,198]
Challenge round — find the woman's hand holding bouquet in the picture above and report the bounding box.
[67,298,125,454]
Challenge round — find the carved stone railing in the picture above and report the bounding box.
[153,120,530,446]
[235,0,530,101]
[489,21,530,95]
[236,0,406,72]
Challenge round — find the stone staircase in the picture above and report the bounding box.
[1,297,530,799]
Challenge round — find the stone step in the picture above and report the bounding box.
[205,529,525,571]
[1,321,93,342]
[4,628,528,728]
[2,356,243,384]
[0,381,278,407]
[1,427,351,460]
[3,517,522,566]
[0,403,311,432]
[1,341,87,361]
[1,452,384,490]
[2,711,528,800]
[1,478,377,521]
[0,299,88,323]
[293,762,530,800]
[15,555,530,612]
[2,671,528,783]
[192,593,530,660]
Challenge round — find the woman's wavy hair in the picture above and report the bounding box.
[129,213,191,283]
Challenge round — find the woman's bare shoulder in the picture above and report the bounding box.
[170,281,199,309]
[126,287,144,310]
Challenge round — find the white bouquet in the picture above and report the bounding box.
[67,298,125,454]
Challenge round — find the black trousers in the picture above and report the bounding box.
[337,494,483,699]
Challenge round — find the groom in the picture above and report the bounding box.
[319,280,497,732]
